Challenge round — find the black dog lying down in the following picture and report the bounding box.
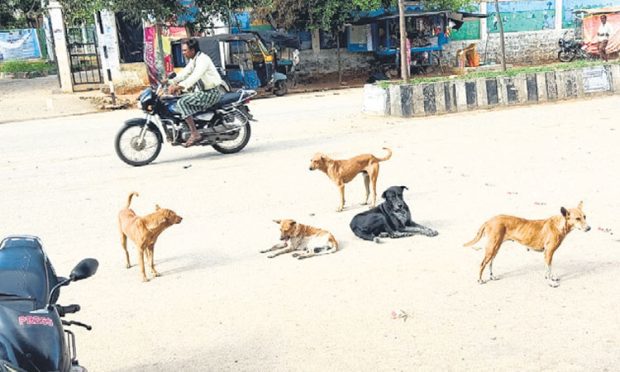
[350,186,438,242]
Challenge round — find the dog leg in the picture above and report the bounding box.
[268,246,298,258]
[138,248,148,282]
[403,223,439,237]
[261,241,288,253]
[544,247,560,287]
[361,172,370,205]
[148,245,160,277]
[489,261,498,281]
[389,231,414,239]
[120,233,131,269]
[337,183,346,212]
[369,166,379,207]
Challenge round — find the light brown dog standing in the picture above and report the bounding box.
[261,219,339,259]
[309,147,392,212]
[464,202,590,287]
[118,192,183,282]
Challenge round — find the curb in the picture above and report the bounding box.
[363,65,619,117]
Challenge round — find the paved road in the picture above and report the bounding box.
[1,90,619,371]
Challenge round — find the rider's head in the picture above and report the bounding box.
[601,15,607,24]
[181,38,200,60]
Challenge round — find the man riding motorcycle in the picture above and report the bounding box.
[166,38,223,147]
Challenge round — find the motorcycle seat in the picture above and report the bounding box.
[214,91,244,108]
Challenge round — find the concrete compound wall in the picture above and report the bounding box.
[362,64,620,117]
[297,49,376,79]
[442,29,573,66]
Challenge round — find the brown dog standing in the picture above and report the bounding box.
[261,219,339,259]
[464,202,590,287]
[309,148,392,212]
[118,192,183,282]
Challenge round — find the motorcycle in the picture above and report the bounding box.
[0,235,98,372]
[558,31,597,62]
[114,74,257,167]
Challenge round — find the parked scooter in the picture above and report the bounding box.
[114,73,257,166]
[0,235,98,372]
[558,31,597,62]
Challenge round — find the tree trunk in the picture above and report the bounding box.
[398,0,409,81]
[494,0,507,72]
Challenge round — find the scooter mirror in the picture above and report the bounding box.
[70,258,99,282]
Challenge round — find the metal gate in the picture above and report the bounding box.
[66,25,103,85]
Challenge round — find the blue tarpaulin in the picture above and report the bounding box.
[0,29,42,61]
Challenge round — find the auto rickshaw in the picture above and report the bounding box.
[173,32,295,96]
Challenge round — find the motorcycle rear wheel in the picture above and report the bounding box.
[558,50,576,62]
[115,125,162,166]
[211,122,251,154]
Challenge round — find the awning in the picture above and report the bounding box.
[574,6,620,15]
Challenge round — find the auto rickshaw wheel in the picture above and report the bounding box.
[274,80,288,96]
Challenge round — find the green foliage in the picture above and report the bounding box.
[0,60,56,73]
[0,0,43,28]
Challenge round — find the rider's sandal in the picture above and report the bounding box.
[182,135,201,148]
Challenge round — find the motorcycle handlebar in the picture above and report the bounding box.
[57,304,81,317]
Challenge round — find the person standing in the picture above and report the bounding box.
[167,38,223,147]
[597,15,613,62]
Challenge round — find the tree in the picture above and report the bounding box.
[0,0,44,28]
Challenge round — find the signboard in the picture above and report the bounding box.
[0,29,42,61]
[143,25,187,85]
[582,66,610,93]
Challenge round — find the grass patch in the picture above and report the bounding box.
[0,60,57,74]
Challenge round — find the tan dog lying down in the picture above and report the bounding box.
[118,192,183,282]
[261,219,339,259]
[309,148,392,212]
[464,202,590,287]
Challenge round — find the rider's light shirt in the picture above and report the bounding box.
[173,51,223,91]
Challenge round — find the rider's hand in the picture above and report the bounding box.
[169,84,182,95]
[161,77,169,85]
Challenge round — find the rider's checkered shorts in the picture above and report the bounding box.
[176,88,222,119]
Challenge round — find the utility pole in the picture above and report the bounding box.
[398,0,409,81]
[493,0,507,71]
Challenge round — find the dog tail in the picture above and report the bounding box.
[463,223,485,249]
[377,147,393,162]
[126,192,139,208]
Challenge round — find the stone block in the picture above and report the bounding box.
[422,84,437,115]
[611,64,620,93]
[401,85,414,117]
[362,84,390,116]
[412,84,425,116]
[389,84,403,117]
[545,72,558,100]
[486,79,499,106]
[465,81,478,108]
[434,82,447,114]
[476,78,488,108]
[526,74,539,102]
[454,80,467,111]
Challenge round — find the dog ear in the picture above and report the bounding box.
[578,201,583,210]
[400,186,408,191]
[381,189,388,199]
[560,207,568,217]
[273,219,281,224]
[155,204,161,210]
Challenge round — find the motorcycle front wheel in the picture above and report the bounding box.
[558,50,576,62]
[211,122,251,154]
[115,125,162,166]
